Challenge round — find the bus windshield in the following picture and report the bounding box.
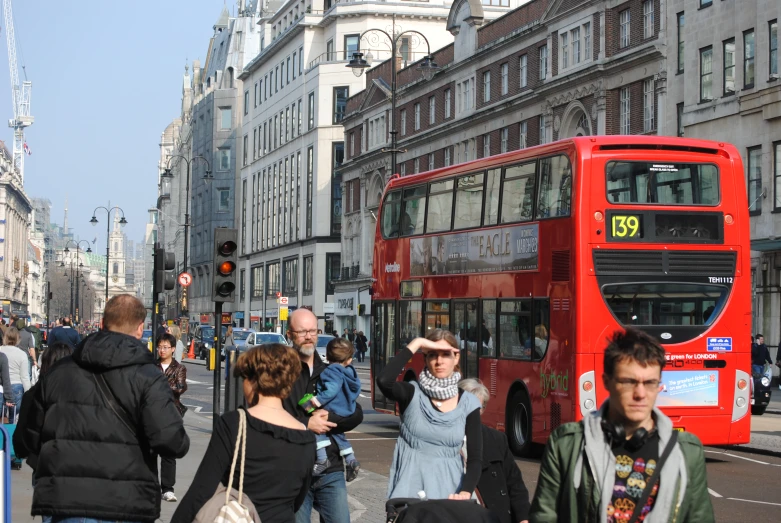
[606,161,719,205]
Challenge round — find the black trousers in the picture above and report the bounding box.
[161,455,176,492]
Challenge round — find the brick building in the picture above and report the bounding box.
[339,0,671,322]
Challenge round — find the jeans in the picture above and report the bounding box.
[752,364,764,376]
[316,433,354,462]
[295,471,350,523]
[10,384,23,419]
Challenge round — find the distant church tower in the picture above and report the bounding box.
[109,211,126,292]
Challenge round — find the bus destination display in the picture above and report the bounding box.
[609,213,643,241]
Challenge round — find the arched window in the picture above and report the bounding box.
[113,263,119,275]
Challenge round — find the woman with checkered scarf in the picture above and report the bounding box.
[377,329,483,501]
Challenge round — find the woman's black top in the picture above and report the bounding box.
[172,409,316,523]
[377,347,483,494]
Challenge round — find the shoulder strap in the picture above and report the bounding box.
[225,409,248,506]
[629,430,678,522]
[92,372,138,439]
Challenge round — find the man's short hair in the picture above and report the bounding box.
[157,333,177,348]
[604,328,665,377]
[61,317,71,326]
[103,295,146,334]
[326,338,355,363]
[755,333,764,339]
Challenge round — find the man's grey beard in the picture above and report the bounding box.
[297,345,315,357]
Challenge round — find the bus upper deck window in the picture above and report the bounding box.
[381,191,402,238]
[606,161,719,205]
[537,155,572,219]
[484,169,501,226]
[401,186,427,236]
[454,173,484,230]
[501,161,536,224]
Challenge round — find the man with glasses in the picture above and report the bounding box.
[529,328,714,523]
[282,309,364,523]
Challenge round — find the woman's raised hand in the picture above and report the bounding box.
[407,337,456,354]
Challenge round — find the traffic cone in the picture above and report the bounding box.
[187,338,196,360]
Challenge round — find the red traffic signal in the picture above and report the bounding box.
[212,228,239,302]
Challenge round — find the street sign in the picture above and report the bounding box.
[276,291,282,298]
[280,306,289,320]
[178,272,193,287]
[279,296,289,305]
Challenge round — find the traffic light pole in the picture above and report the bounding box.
[212,300,223,431]
[151,243,160,351]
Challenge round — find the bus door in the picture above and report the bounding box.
[372,301,397,412]
[454,300,479,378]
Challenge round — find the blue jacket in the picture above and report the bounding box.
[315,363,361,417]
[47,326,81,348]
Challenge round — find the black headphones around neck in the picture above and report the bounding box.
[601,418,653,452]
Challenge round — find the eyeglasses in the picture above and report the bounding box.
[290,329,318,337]
[157,345,173,350]
[612,377,661,390]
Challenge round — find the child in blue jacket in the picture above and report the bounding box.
[302,337,362,480]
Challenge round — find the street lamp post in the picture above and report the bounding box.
[347,19,439,176]
[160,154,212,317]
[89,204,127,303]
[60,256,82,320]
[64,240,92,324]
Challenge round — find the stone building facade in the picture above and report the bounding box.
[0,142,31,320]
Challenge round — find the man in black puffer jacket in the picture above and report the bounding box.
[23,294,190,522]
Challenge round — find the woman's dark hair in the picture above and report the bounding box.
[157,333,177,348]
[40,342,74,376]
[603,328,666,377]
[234,343,301,405]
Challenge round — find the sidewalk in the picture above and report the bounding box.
[10,407,390,523]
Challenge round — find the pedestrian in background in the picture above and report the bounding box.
[173,343,315,523]
[170,325,185,362]
[751,334,772,376]
[285,309,364,523]
[460,378,529,523]
[13,317,37,379]
[23,294,190,522]
[529,328,714,523]
[156,333,188,502]
[377,329,482,501]
[47,317,80,348]
[0,327,30,415]
[225,325,235,348]
[354,330,368,363]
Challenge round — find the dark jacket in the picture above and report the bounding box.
[158,358,188,416]
[13,383,37,466]
[47,326,81,348]
[315,363,361,417]
[283,352,363,476]
[751,343,772,367]
[355,334,368,353]
[477,425,530,523]
[0,352,13,402]
[395,499,501,523]
[23,330,190,522]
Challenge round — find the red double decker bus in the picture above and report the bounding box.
[370,136,751,455]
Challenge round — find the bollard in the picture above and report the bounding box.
[207,347,215,371]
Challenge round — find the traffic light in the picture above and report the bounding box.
[212,228,238,302]
[154,248,176,297]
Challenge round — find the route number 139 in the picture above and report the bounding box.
[611,214,641,239]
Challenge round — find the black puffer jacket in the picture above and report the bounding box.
[23,330,190,522]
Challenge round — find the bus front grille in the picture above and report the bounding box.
[593,250,736,277]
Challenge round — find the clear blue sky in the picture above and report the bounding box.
[0,1,228,248]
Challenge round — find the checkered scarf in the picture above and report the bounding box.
[417,367,461,400]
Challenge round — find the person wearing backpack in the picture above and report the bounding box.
[529,328,714,523]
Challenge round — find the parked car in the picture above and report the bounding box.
[316,334,335,362]
[221,328,257,358]
[195,325,228,360]
[751,365,772,415]
[246,331,289,347]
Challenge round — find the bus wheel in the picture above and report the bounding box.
[508,390,533,457]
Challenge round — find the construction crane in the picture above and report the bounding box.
[3,0,32,183]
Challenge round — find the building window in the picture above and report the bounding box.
[414,158,420,174]
[429,153,435,171]
[326,39,334,61]
[483,135,490,157]
[744,29,755,88]
[748,146,762,215]
[414,103,421,130]
[345,34,359,61]
[444,148,451,167]
[483,71,491,103]
[325,253,340,296]
[251,265,263,298]
[220,106,232,129]
[303,256,313,295]
[299,46,304,75]
[241,179,247,253]
[333,86,348,124]
[292,52,297,79]
[350,132,354,156]
[444,89,451,118]
[643,0,654,39]
[500,63,509,95]
[619,9,630,49]
[700,0,712,7]
[429,96,436,125]
[331,142,344,236]
[308,92,315,129]
[501,127,508,153]
[306,146,313,237]
[240,269,246,300]
[643,79,654,132]
[676,103,684,137]
[283,257,298,293]
[539,45,548,80]
[520,121,528,148]
[218,148,231,171]
[287,57,291,83]
[400,109,407,136]
[677,12,685,73]
[253,128,257,159]
[457,77,475,114]
[770,20,778,76]
[584,23,591,60]
[620,87,630,134]
[400,163,406,176]
[700,46,713,101]
[774,142,781,211]
[265,262,280,296]
[218,189,230,212]
[571,27,580,65]
[243,134,248,166]
[243,91,249,116]
[539,114,546,144]
[723,39,736,95]
[561,32,568,69]
[254,82,259,107]
[520,54,528,87]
